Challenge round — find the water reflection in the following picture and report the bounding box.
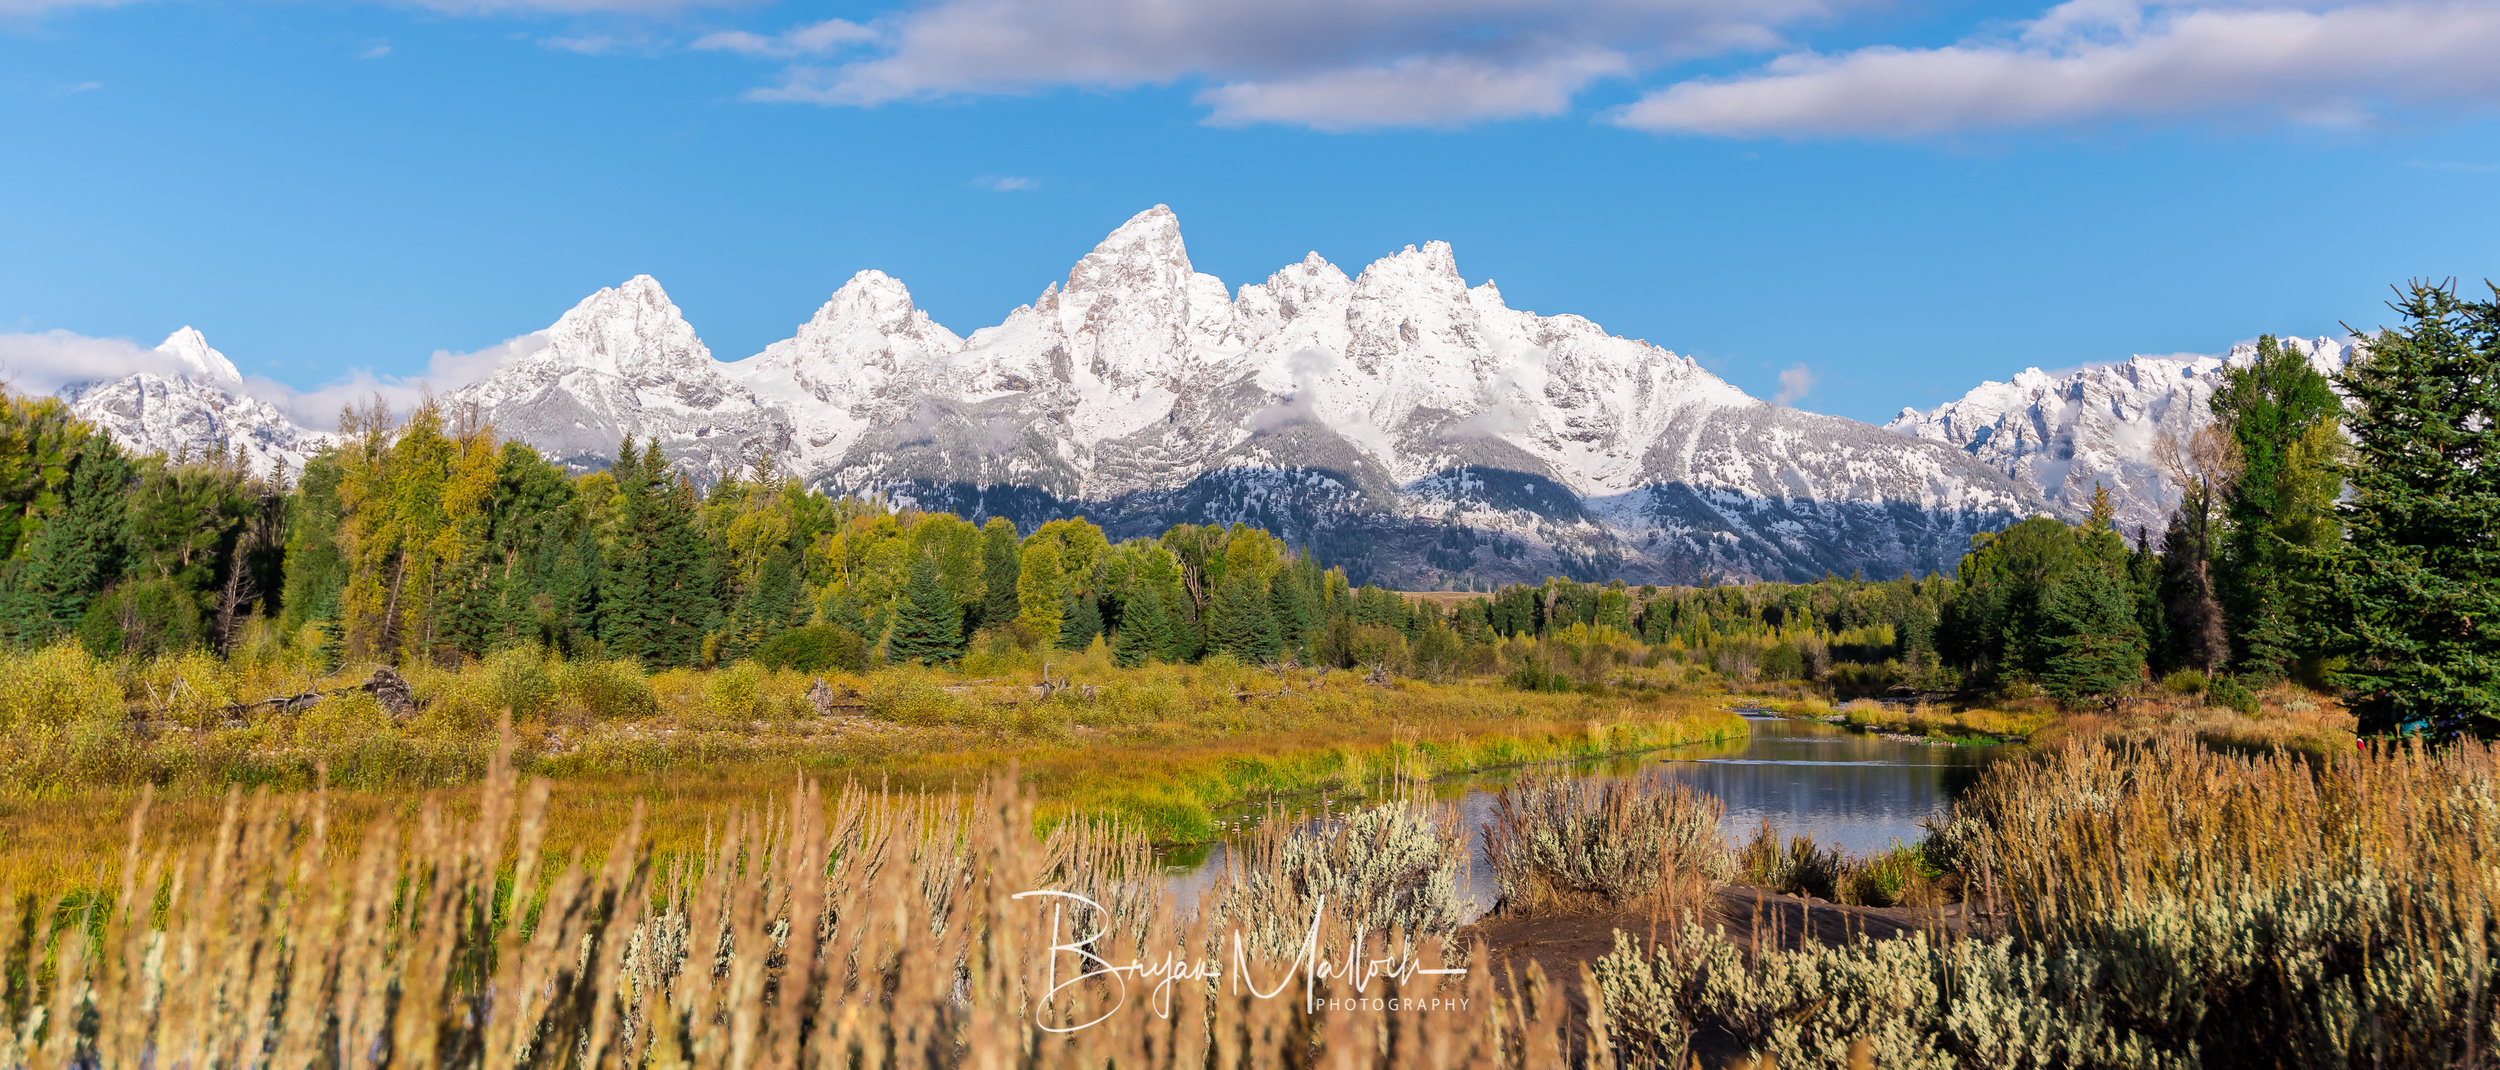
[1161,712,2007,912]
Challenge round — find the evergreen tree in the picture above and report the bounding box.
[601,440,713,667]
[888,557,965,665]
[1056,590,1102,650]
[1113,588,1170,667]
[2328,283,2500,737]
[1204,572,1281,662]
[977,516,1021,632]
[2039,539,2147,708]
[1,436,130,642]
[2212,335,2346,680]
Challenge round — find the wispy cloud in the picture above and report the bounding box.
[972,175,1040,192]
[47,81,102,97]
[2407,158,2500,172]
[544,34,631,55]
[735,0,1858,129]
[0,328,542,432]
[359,43,393,60]
[1617,0,2500,138]
[694,18,874,59]
[1773,364,1816,406]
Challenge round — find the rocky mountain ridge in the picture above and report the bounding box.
[46,207,2338,586]
[1885,337,2348,538]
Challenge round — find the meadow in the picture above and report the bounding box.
[0,631,1751,887]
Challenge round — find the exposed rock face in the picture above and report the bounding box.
[60,328,330,478]
[1886,337,2347,539]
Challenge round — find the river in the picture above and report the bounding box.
[1163,710,2008,913]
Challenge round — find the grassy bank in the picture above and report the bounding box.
[0,641,1742,886]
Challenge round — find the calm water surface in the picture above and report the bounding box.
[1163,712,2007,913]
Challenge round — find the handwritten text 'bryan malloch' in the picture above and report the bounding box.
[1011,891,1470,1034]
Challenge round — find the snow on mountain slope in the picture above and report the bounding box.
[59,329,329,478]
[68,206,2333,585]
[453,276,792,482]
[440,204,2038,583]
[1886,337,2348,538]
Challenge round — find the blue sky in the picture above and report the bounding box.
[4,0,2497,424]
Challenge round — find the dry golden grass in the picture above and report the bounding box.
[0,641,1747,891]
[0,733,1591,1069]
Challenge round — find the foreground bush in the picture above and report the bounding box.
[1486,773,1728,917]
[1596,736,2500,1068]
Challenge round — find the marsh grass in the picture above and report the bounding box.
[1597,735,2500,1068]
[0,643,1747,876]
[0,730,1590,1070]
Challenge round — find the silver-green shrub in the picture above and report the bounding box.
[1487,773,1730,916]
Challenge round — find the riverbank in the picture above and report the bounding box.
[0,659,1746,891]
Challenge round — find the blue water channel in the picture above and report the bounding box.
[1164,710,2006,913]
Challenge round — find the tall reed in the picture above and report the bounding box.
[0,730,1587,1068]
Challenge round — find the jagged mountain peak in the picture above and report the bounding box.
[534,275,712,379]
[1888,334,2351,538]
[155,326,243,385]
[794,270,963,355]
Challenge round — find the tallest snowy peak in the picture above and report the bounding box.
[1095,204,1183,255]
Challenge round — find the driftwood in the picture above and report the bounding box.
[135,667,423,735]
[807,677,868,716]
[1031,664,1098,703]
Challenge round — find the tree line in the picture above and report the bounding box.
[2,283,2493,735]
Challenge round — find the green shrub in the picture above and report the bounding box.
[476,647,555,719]
[2207,675,2260,715]
[755,624,867,674]
[1844,845,1937,908]
[1211,797,1466,960]
[555,658,659,720]
[1736,820,1847,901]
[2159,669,2208,695]
[0,642,122,730]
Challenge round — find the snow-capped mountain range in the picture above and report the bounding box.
[41,206,2341,585]
[1885,337,2347,539]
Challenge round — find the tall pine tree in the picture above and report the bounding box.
[2329,283,2500,737]
[977,516,1021,632]
[888,557,965,665]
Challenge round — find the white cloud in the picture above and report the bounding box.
[694,18,874,58]
[1773,363,1815,406]
[0,331,183,397]
[1617,1,2500,137]
[0,329,541,432]
[259,335,545,430]
[972,174,1040,192]
[544,33,631,54]
[1199,49,1631,129]
[739,0,1852,128]
[359,44,393,59]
